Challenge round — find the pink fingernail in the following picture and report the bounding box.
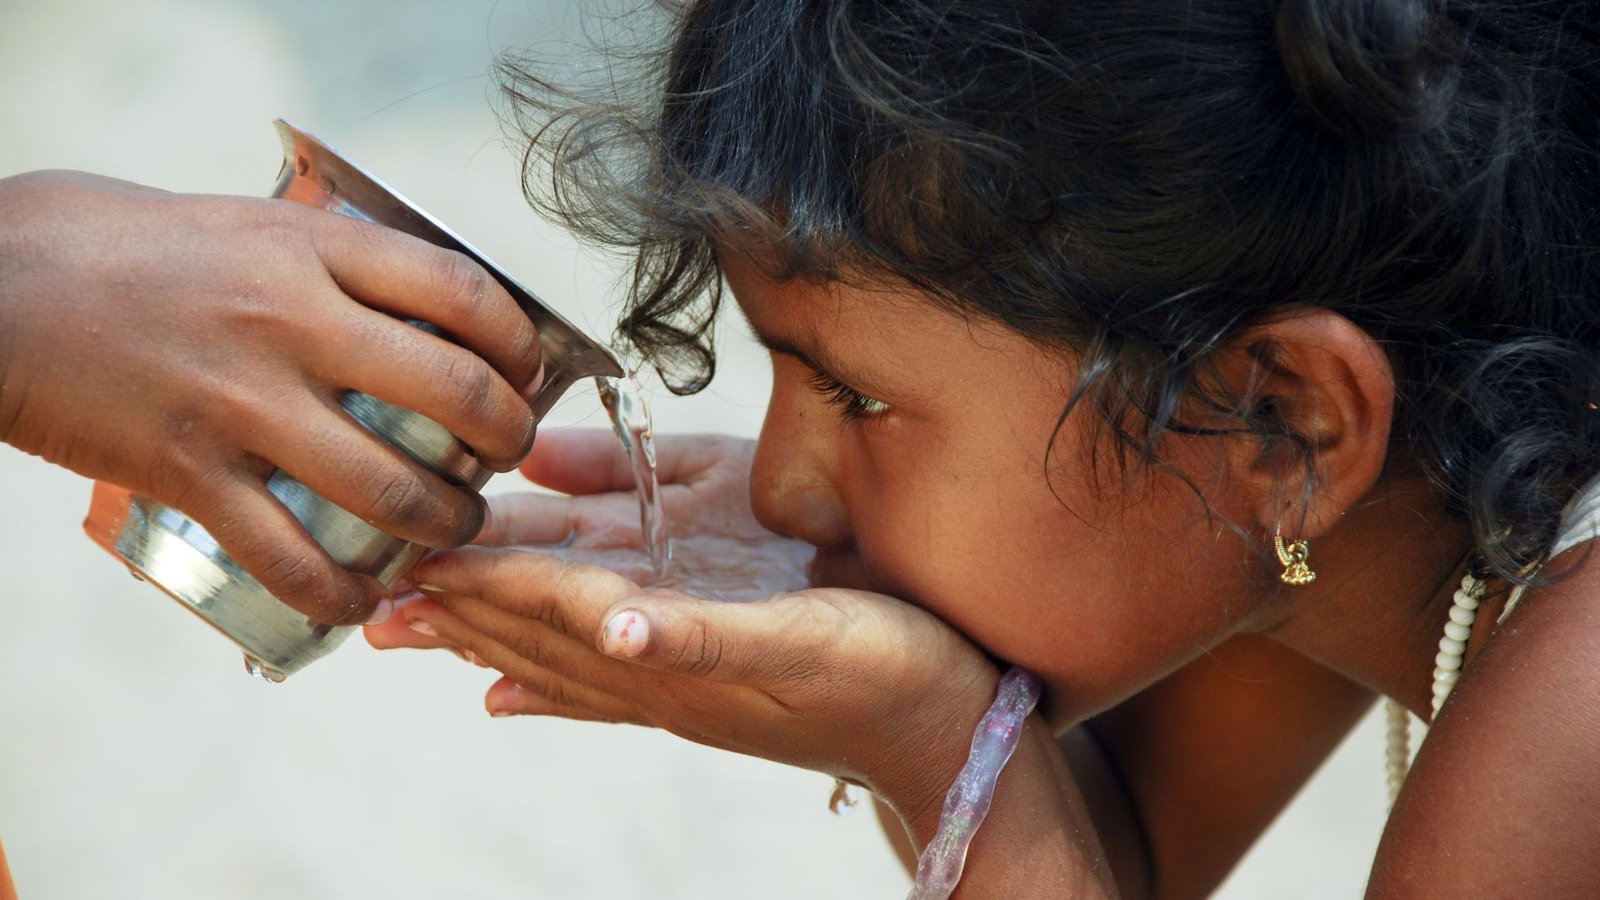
[365,598,394,626]
[601,610,649,658]
[528,359,547,398]
[414,582,444,594]
[407,617,438,637]
[487,682,526,716]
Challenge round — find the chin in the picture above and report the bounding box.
[805,548,879,592]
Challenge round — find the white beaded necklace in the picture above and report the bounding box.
[1386,474,1600,800]
[1384,567,1488,802]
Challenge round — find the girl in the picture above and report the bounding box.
[368,0,1600,896]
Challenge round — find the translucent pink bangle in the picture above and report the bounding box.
[908,666,1042,900]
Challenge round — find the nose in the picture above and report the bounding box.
[749,373,854,549]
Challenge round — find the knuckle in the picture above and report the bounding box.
[542,566,583,634]
[148,439,240,518]
[250,198,316,248]
[545,678,582,712]
[440,351,499,422]
[504,628,547,669]
[258,550,344,615]
[429,249,492,319]
[673,620,725,678]
[145,439,203,507]
[365,466,440,534]
[509,317,542,381]
[443,494,488,547]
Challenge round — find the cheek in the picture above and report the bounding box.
[849,444,1258,720]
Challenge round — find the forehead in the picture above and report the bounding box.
[718,246,1076,400]
[718,246,985,343]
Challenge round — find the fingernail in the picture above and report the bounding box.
[479,505,495,540]
[390,590,426,610]
[414,582,444,594]
[469,651,489,668]
[601,610,649,658]
[488,682,528,717]
[365,597,394,626]
[407,617,438,637]
[528,359,547,399]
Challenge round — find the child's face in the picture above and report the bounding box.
[724,251,1274,726]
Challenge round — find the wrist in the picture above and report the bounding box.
[872,665,1003,840]
[884,675,1121,900]
[912,717,1118,899]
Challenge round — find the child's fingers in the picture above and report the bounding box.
[477,492,580,546]
[484,673,639,724]
[477,491,663,549]
[520,430,753,493]
[486,677,607,720]
[412,546,636,636]
[362,595,463,651]
[402,597,640,722]
[518,430,631,494]
[595,590,852,688]
[438,592,643,700]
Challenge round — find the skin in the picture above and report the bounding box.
[0,839,14,900]
[369,252,1600,897]
[0,170,543,623]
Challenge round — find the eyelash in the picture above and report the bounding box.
[805,370,890,420]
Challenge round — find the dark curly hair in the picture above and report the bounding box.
[500,0,1600,584]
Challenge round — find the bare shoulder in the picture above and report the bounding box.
[1371,550,1600,898]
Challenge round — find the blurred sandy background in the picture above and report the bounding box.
[0,1,1390,897]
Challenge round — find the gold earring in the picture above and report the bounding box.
[1274,526,1316,585]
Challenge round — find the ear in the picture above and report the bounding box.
[1219,308,1395,540]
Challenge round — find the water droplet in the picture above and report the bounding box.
[829,778,861,816]
[242,654,287,684]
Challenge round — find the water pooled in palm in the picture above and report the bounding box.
[597,373,671,578]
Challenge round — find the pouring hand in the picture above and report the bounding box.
[0,170,542,624]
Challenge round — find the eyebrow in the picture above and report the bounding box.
[750,328,827,372]
[733,297,905,399]
[742,316,876,389]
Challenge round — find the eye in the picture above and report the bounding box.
[805,370,890,420]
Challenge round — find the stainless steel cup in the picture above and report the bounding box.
[82,120,623,680]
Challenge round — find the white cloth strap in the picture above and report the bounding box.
[1502,471,1600,622]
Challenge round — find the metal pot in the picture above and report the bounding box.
[83,120,622,680]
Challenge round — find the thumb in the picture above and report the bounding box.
[596,591,842,681]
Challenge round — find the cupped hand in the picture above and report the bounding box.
[0,170,543,623]
[366,431,1002,820]
[382,550,998,824]
[487,429,815,598]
